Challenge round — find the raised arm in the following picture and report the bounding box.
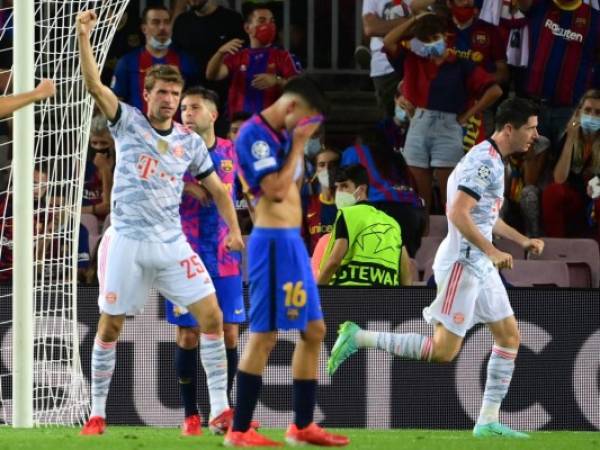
[205,39,244,81]
[76,11,119,121]
[0,79,55,118]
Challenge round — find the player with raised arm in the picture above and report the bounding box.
[76,10,243,435]
[328,97,545,439]
[0,78,54,117]
[225,76,349,447]
[165,86,251,436]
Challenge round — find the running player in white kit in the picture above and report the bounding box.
[76,11,243,435]
[328,97,544,438]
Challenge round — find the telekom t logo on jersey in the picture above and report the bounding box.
[137,154,159,180]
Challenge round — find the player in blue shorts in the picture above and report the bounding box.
[164,86,248,435]
[224,76,349,447]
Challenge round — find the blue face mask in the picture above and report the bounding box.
[394,105,408,123]
[304,137,322,159]
[580,114,600,134]
[424,38,446,57]
[149,36,172,51]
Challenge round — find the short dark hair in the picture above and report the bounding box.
[411,14,447,41]
[141,4,169,24]
[335,164,370,193]
[230,111,253,123]
[181,86,220,109]
[494,97,539,131]
[283,75,329,115]
[243,3,273,23]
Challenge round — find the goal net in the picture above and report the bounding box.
[0,0,129,426]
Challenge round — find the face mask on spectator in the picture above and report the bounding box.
[317,170,330,188]
[424,38,446,57]
[335,189,358,209]
[394,105,409,123]
[255,22,276,46]
[304,137,321,158]
[149,36,171,51]
[451,5,476,24]
[580,114,600,134]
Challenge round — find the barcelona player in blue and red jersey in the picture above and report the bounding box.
[205,4,300,119]
[164,87,244,436]
[111,5,198,114]
[225,76,349,447]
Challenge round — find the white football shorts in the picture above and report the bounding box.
[423,261,514,337]
[97,226,215,315]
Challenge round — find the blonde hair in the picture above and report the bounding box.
[144,64,184,92]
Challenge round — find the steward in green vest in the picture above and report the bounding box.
[317,164,412,286]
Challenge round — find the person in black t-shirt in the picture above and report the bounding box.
[172,0,246,136]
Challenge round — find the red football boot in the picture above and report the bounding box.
[224,428,283,447]
[80,416,106,435]
[181,414,202,436]
[285,423,350,446]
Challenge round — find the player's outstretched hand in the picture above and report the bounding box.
[522,238,544,256]
[488,248,513,270]
[225,231,244,252]
[76,10,97,36]
[34,79,55,101]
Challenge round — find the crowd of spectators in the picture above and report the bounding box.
[0,0,598,288]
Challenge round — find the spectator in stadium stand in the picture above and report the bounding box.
[0,167,60,283]
[317,164,412,287]
[110,4,198,114]
[172,0,246,136]
[448,0,508,150]
[205,4,301,119]
[81,115,115,227]
[228,111,255,233]
[515,0,600,157]
[382,12,502,213]
[542,89,600,240]
[340,126,426,258]
[501,135,550,237]
[303,147,340,254]
[362,0,412,119]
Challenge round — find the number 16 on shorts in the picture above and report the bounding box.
[283,281,306,320]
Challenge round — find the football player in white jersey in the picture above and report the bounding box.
[76,10,243,435]
[328,97,544,438]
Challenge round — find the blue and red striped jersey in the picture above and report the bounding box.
[224,46,301,118]
[111,46,198,113]
[524,0,600,106]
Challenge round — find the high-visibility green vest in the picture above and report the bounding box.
[321,204,402,286]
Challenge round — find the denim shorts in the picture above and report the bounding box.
[403,108,464,168]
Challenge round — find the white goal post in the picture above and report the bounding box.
[0,0,130,427]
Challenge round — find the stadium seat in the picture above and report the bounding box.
[494,237,526,260]
[527,238,600,288]
[427,215,448,237]
[414,236,443,277]
[502,260,570,287]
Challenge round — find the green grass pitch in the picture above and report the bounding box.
[1,427,598,449]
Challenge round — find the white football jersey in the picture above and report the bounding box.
[433,139,505,279]
[108,102,214,243]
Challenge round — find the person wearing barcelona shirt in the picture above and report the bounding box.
[205,4,301,119]
[317,164,412,287]
[111,4,198,114]
[303,147,340,254]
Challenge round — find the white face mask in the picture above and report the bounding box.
[335,188,358,209]
[149,36,172,51]
[317,170,330,188]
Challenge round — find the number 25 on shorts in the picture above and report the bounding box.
[180,255,206,279]
[283,281,307,308]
